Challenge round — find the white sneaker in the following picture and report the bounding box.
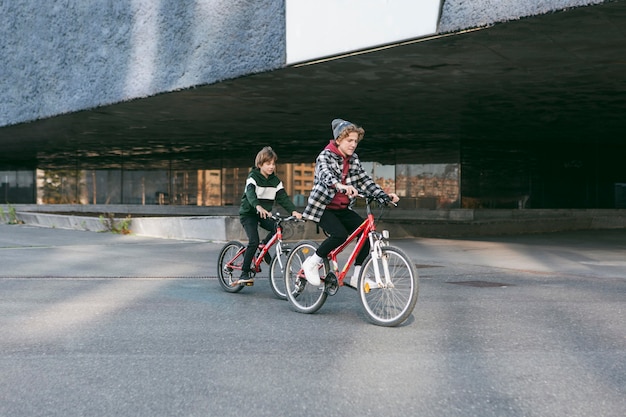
[345,266,361,288]
[301,256,321,286]
[346,275,358,289]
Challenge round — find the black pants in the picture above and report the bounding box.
[240,215,276,273]
[317,208,368,266]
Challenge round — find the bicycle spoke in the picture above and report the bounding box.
[358,246,418,326]
[284,241,326,314]
[217,241,246,293]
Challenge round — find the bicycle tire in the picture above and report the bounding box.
[217,241,245,293]
[269,240,317,300]
[284,241,327,314]
[269,247,288,300]
[358,246,418,327]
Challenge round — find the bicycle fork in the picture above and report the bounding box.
[363,231,394,292]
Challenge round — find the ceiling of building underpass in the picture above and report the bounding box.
[1,1,625,170]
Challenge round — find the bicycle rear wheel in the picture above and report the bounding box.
[358,246,418,327]
[284,241,327,314]
[217,241,245,293]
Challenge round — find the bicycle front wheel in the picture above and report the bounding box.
[358,246,418,327]
[284,241,327,314]
[217,241,245,293]
[269,246,289,300]
[269,240,317,300]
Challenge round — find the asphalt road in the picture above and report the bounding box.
[1,224,624,417]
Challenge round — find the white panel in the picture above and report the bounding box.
[286,0,442,64]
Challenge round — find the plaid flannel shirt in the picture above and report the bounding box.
[302,149,387,223]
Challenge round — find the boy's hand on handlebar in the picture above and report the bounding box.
[336,183,358,197]
[292,211,303,220]
[257,206,270,219]
[377,193,400,206]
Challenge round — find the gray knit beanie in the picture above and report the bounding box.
[331,118,354,140]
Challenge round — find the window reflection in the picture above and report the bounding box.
[1,170,35,203]
[30,161,460,208]
[395,163,460,209]
[362,162,396,195]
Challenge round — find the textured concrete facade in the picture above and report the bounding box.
[439,0,605,32]
[0,0,608,128]
[1,0,285,127]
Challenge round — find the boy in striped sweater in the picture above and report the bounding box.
[238,146,302,284]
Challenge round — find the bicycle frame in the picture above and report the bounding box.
[225,221,283,274]
[326,197,388,288]
[219,214,304,298]
[285,195,417,326]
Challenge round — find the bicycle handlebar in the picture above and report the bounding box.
[270,213,304,223]
[337,188,397,207]
[356,193,398,208]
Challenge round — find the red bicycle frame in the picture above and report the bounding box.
[326,208,376,286]
[226,221,283,274]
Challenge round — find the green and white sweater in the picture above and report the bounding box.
[239,167,296,217]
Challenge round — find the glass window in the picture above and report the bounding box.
[395,163,460,209]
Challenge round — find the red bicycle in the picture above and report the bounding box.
[217,214,310,299]
[284,194,418,326]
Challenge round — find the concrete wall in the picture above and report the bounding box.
[7,205,626,241]
[2,0,608,128]
[1,0,285,127]
[439,0,605,32]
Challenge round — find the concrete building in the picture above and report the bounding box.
[1,1,625,222]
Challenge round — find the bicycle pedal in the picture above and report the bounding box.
[324,272,339,296]
[294,278,306,294]
[233,278,254,287]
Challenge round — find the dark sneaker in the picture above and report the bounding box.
[237,271,254,286]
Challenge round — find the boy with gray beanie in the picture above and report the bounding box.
[301,119,399,287]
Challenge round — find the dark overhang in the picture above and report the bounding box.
[1,1,624,169]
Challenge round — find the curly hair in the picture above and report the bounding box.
[255,146,277,167]
[336,124,365,143]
